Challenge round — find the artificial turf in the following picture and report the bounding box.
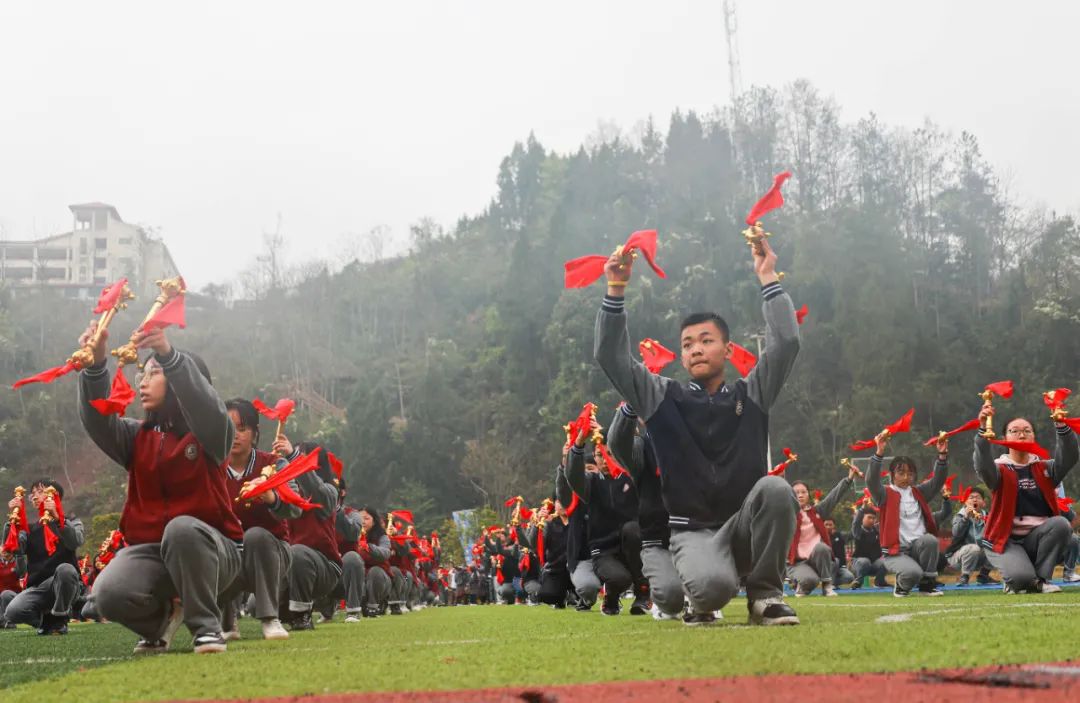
[2,588,1079,703]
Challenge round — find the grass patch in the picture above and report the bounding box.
[2,589,1079,702]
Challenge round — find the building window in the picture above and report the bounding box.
[40,267,66,280]
[95,238,107,250]
[76,214,92,230]
[4,246,33,260]
[38,248,67,261]
[6,267,32,280]
[94,257,107,270]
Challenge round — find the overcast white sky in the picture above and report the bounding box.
[2,1,1078,289]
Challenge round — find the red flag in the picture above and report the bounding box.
[518,506,534,521]
[537,525,545,564]
[942,474,958,494]
[1059,496,1076,513]
[504,496,524,508]
[746,171,792,225]
[854,488,875,508]
[253,398,296,423]
[795,304,809,326]
[567,402,597,445]
[275,482,320,511]
[239,448,322,501]
[519,552,531,573]
[813,489,823,504]
[89,369,136,416]
[12,361,78,389]
[93,277,130,314]
[923,418,980,446]
[639,338,676,374]
[494,555,505,585]
[850,409,915,452]
[1043,388,1071,413]
[950,485,973,504]
[141,294,186,331]
[563,229,666,288]
[988,439,1050,460]
[768,447,798,476]
[1064,417,1080,434]
[389,510,415,526]
[326,451,344,481]
[566,492,581,517]
[983,380,1014,399]
[728,342,757,377]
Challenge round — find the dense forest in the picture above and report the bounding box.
[2,81,1078,545]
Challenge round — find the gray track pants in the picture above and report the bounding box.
[787,542,835,593]
[288,544,342,612]
[883,533,939,592]
[947,543,989,577]
[983,516,1072,591]
[4,563,81,624]
[570,560,601,607]
[641,545,684,615]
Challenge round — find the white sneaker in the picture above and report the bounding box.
[822,584,838,598]
[1035,581,1062,594]
[261,618,289,640]
[649,604,679,621]
[748,597,799,626]
[344,614,361,623]
[1063,571,1080,583]
[193,633,227,654]
[223,629,242,642]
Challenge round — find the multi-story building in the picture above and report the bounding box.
[0,203,179,300]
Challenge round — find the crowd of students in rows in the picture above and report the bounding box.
[2,232,1077,652]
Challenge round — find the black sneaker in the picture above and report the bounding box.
[850,580,861,590]
[553,602,566,610]
[682,611,717,627]
[918,579,944,597]
[362,607,380,618]
[600,604,621,616]
[290,612,315,631]
[748,597,799,626]
[389,604,403,615]
[193,633,227,654]
[574,601,593,612]
[893,585,910,598]
[957,574,971,586]
[976,572,999,586]
[629,597,650,616]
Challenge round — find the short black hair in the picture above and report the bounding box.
[145,350,213,435]
[680,312,730,342]
[32,478,64,500]
[225,398,260,444]
[889,456,918,480]
[790,480,808,492]
[1002,417,1035,438]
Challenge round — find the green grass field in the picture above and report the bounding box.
[2,589,1079,702]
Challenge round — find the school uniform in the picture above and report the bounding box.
[3,517,84,631]
[556,465,601,608]
[79,349,243,648]
[594,282,800,623]
[849,508,887,587]
[0,553,21,627]
[866,454,948,594]
[974,428,1077,591]
[787,477,854,594]
[282,453,343,621]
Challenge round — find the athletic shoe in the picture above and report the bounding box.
[261,618,289,640]
[362,607,380,618]
[977,573,999,585]
[849,581,861,590]
[133,638,169,654]
[193,633,227,654]
[649,604,680,621]
[682,611,717,627]
[918,582,944,597]
[1063,571,1080,583]
[223,629,242,641]
[1002,582,1016,595]
[344,614,361,623]
[290,612,315,630]
[1035,581,1062,594]
[893,585,910,598]
[957,574,971,586]
[822,584,838,598]
[389,604,403,615]
[629,597,649,615]
[574,602,593,612]
[747,597,799,626]
[600,605,621,616]
[793,589,807,598]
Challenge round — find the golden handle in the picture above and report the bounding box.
[110,276,185,368]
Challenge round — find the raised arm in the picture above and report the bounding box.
[934,497,953,528]
[916,450,950,503]
[593,252,671,422]
[851,508,867,539]
[59,516,85,551]
[155,348,234,466]
[816,475,854,519]
[567,445,590,503]
[745,239,800,413]
[1049,424,1079,485]
[607,404,645,482]
[555,465,573,507]
[78,363,141,468]
[337,509,363,544]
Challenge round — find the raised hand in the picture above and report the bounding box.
[874,431,890,457]
[272,434,294,457]
[753,237,780,285]
[604,247,634,292]
[134,327,172,357]
[78,321,109,366]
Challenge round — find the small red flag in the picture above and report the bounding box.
[1059,496,1076,513]
[93,278,130,314]
[639,338,676,374]
[942,474,958,494]
[326,451,344,481]
[275,481,320,511]
[728,342,757,377]
[141,295,186,331]
[89,369,136,416]
[983,380,1014,399]
[13,361,78,390]
[849,439,877,452]
[563,229,666,288]
[1043,388,1071,413]
[988,439,1050,460]
[597,443,628,478]
[253,398,296,423]
[567,402,597,445]
[950,485,973,504]
[239,448,322,502]
[746,171,792,226]
[923,418,981,446]
[851,409,915,451]
[504,496,524,508]
[795,304,809,326]
[1063,417,1080,433]
[768,448,798,476]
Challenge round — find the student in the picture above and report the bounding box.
[2,480,84,634]
[945,487,994,586]
[556,463,601,611]
[484,529,519,605]
[79,322,242,653]
[322,484,364,623]
[849,507,887,589]
[357,507,392,616]
[866,433,949,597]
[595,238,800,626]
[823,519,855,587]
[0,549,21,629]
[567,429,649,616]
[272,436,343,629]
[516,520,543,605]
[787,469,857,597]
[607,403,685,620]
[222,398,297,641]
[537,500,575,608]
[973,407,1077,593]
